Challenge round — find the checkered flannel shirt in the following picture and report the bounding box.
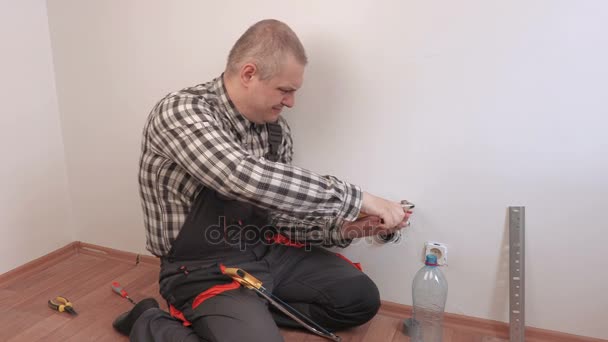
[138,75,363,256]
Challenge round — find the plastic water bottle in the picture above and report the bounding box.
[410,254,448,342]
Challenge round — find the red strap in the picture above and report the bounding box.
[169,305,192,327]
[169,264,241,326]
[267,234,306,248]
[191,281,241,309]
[335,253,363,272]
[191,265,240,309]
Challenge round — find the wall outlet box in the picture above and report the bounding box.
[425,241,448,266]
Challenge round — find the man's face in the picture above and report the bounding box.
[247,55,304,123]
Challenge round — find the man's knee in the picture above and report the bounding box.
[188,290,284,342]
[321,274,381,327]
[191,314,283,342]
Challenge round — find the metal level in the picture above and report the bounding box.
[509,206,525,342]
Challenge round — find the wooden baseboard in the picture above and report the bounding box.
[1,241,605,341]
[0,241,159,286]
[0,241,79,284]
[77,241,160,266]
[379,300,605,342]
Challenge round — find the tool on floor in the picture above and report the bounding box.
[224,267,342,342]
[111,281,137,305]
[48,296,78,315]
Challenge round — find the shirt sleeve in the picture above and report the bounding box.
[268,210,357,248]
[268,117,359,248]
[148,96,362,227]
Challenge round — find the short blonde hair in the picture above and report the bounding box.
[226,19,307,80]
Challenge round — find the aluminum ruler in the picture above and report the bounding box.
[509,206,525,342]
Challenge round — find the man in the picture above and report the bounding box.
[114,19,411,342]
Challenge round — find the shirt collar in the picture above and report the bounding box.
[213,74,265,136]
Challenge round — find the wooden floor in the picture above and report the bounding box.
[0,246,599,341]
[0,247,505,342]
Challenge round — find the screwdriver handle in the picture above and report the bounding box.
[112,281,128,298]
[112,281,137,305]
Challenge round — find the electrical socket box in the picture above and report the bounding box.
[424,241,448,266]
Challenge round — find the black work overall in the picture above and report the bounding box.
[129,124,381,342]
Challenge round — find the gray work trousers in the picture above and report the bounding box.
[129,243,381,342]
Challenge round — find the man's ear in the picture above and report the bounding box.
[240,63,257,87]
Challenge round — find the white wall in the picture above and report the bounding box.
[0,0,73,274]
[46,0,607,339]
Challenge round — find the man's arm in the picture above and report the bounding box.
[149,98,362,223]
[268,120,353,247]
[268,211,352,247]
[266,117,410,247]
[268,197,412,247]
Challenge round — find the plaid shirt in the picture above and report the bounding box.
[138,75,362,256]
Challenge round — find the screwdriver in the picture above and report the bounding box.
[111,281,137,305]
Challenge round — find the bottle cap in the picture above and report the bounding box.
[425,254,438,266]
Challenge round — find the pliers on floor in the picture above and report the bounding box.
[48,296,78,315]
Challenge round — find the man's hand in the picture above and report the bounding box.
[341,210,413,240]
[360,192,410,230]
[340,216,384,240]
